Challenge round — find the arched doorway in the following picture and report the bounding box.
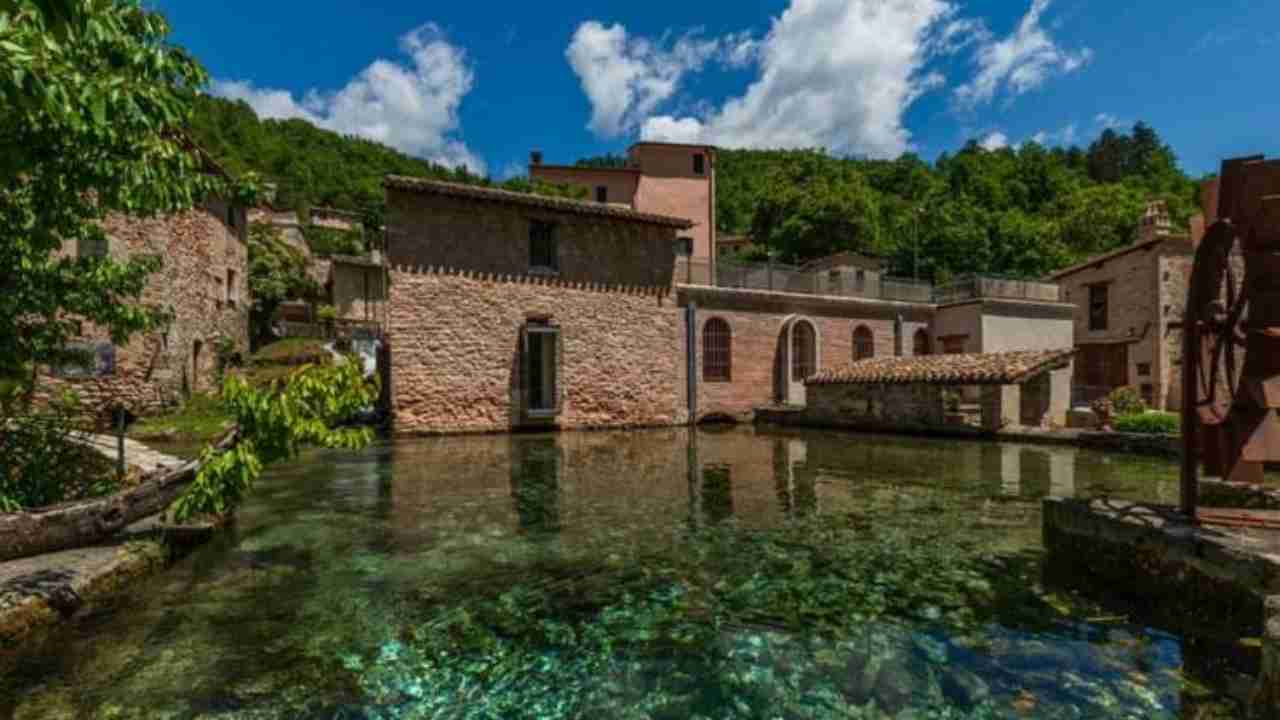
[777,316,819,406]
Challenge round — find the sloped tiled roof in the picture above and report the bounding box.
[384,176,694,229]
[807,348,1076,386]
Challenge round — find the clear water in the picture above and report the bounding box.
[3,427,1255,718]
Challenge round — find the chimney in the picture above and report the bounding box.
[1136,200,1172,243]
[530,150,543,166]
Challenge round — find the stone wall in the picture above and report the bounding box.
[331,262,387,323]
[38,204,249,421]
[385,189,678,288]
[804,384,945,427]
[387,266,685,435]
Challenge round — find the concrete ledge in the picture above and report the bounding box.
[1043,497,1280,716]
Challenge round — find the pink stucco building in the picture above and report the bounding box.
[529,142,716,274]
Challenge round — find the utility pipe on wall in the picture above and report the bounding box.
[686,302,698,424]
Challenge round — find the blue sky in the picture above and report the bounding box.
[155,0,1279,178]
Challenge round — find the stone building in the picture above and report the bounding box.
[1047,201,1196,410]
[530,141,716,273]
[42,199,250,421]
[802,349,1076,432]
[383,176,692,435]
[385,149,1075,436]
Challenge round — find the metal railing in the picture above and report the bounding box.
[674,257,1053,305]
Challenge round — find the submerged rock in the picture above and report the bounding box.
[940,667,991,708]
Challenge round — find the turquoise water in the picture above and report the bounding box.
[2,427,1252,718]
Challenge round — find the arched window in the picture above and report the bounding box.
[913,329,932,357]
[791,321,816,381]
[853,325,874,361]
[703,318,732,382]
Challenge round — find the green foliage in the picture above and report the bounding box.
[129,392,232,445]
[714,123,1202,280]
[1106,386,1148,417]
[250,338,331,367]
[575,153,630,169]
[0,0,223,395]
[0,393,116,511]
[171,361,375,520]
[247,222,320,344]
[188,95,586,223]
[316,304,338,324]
[1115,412,1180,435]
[302,224,366,257]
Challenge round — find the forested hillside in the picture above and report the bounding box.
[712,123,1202,280]
[191,94,1202,280]
[188,96,584,223]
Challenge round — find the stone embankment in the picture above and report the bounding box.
[0,435,222,655]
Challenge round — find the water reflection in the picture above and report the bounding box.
[510,437,561,536]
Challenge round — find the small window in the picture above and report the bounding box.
[1089,283,1109,331]
[675,237,694,256]
[693,153,705,175]
[703,318,732,382]
[791,321,816,381]
[913,329,931,356]
[77,235,109,259]
[524,324,560,415]
[1137,362,1152,377]
[942,336,967,355]
[226,204,238,230]
[853,325,874,361]
[226,269,237,307]
[1141,384,1155,408]
[855,270,866,293]
[55,342,114,378]
[595,186,608,203]
[530,220,558,272]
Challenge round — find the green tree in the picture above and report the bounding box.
[0,0,225,392]
[248,223,320,346]
[750,154,881,263]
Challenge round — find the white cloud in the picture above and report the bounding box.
[980,131,1010,150]
[211,24,484,174]
[566,21,730,138]
[954,0,1091,108]
[636,0,959,158]
[1028,122,1078,146]
[1094,112,1123,129]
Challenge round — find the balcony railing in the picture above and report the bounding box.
[675,258,1058,305]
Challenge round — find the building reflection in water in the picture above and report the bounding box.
[701,464,735,524]
[774,438,816,519]
[510,436,562,536]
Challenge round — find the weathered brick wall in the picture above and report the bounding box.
[804,384,945,427]
[682,287,911,420]
[38,204,249,421]
[388,266,686,435]
[385,189,677,288]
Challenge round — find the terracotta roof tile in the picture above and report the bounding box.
[383,176,694,229]
[807,348,1076,386]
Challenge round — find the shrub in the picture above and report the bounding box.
[1114,412,1180,435]
[0,395,117,511]
[316,304,338,325]
[1106,386,1147,417]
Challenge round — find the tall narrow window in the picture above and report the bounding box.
[703,318,732,382]
[226,269,238,307]
[1089,283,1109,331]
[524,324,560,415]
[595,186,608,203]
[853,325,874,361]
[226,204,238,230]
[530,220,558,272]
[791,321,816,381]
[913,329,932,356]
[693,153,705,175]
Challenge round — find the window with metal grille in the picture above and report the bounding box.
[529,220,558,271]
[703,318,732,382]
[853,325,874,361]
[693,153,705,175]
[791,321,816,381]
[913,329,931,356]
[1089,283,1109,331]
[595,186,608,203]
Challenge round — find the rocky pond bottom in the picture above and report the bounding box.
[1,427,1258,718]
